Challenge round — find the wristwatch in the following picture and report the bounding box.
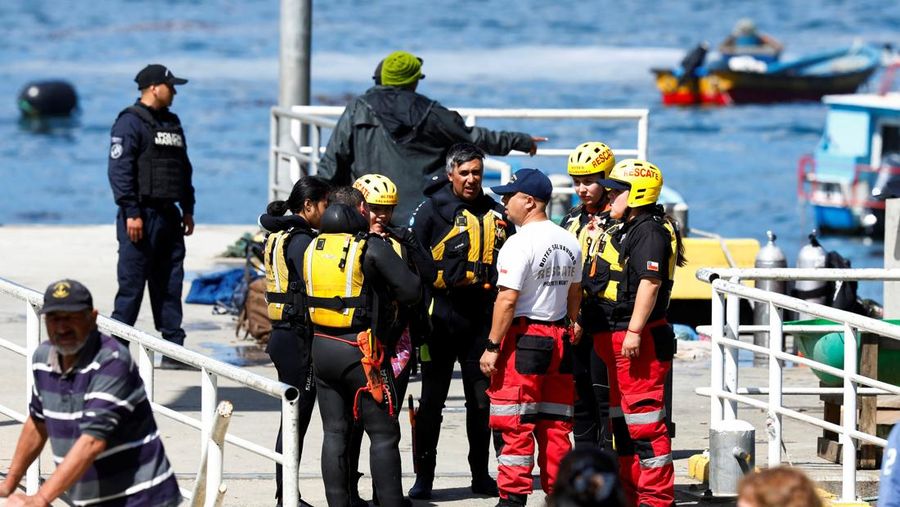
[485,340,501,353]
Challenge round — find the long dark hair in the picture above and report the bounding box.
[642,204,687,267]
[665,214,688,267]
[266,176,331,216]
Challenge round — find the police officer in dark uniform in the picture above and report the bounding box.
[408,143,512,499]
[107,64,195,366]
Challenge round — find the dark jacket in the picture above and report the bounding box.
[317,85,534,224]
[411,180,514,329]
[108,101,195,218]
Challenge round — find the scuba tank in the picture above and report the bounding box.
[794,231,828,321]
[752,231,786,364]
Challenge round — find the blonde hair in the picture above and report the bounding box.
[737,467,822,507]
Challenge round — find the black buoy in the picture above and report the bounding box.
[17,80,78,117]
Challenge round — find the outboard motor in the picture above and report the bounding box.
[17,80,78,117]
[794,231,828,321]
[752,231,786,364]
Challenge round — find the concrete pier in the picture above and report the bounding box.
[0,225,876,506]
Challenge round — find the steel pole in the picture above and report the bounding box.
[24,302,41,494]
[279,0,311,109]
[767,301,783,467]
[710,289,725,427]
[724,278,740,420]
[841,323,858,501]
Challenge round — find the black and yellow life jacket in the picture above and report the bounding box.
[431,209,507,289]
[561,206,614,269]
[583,214,677,305]
[264,227,314,323]
[303,232,370,329]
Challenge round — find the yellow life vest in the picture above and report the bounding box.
[264,228,312,322]
[303,232,370,329]
[585,215,677,303]
[431,209,507,289]
[562,207,613,268]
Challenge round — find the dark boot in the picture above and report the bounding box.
[496,493,527,506]
[349,471,368,507]
[408,451,436,499]
[471,473,498,497]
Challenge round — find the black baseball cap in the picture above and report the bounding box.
[490,168,553,202]
[41,279,93,314]
[135,64,188,89]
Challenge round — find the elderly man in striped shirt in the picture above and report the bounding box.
[0,279,180,507]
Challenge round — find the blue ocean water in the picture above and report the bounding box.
[1,0,898,296]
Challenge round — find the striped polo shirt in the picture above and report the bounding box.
[30,330,180,506]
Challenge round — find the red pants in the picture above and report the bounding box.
[595,319,674,507]
[488,319,574,498]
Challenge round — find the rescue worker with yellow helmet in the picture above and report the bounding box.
[347,174,436,505]
[305,190,421,507]
[407,142,512,499]
[559,141,617,452]
[584,159,686,507]
[258,176,332,506]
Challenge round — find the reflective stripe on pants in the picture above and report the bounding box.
[488,319,574,497]
[595,319,674,507]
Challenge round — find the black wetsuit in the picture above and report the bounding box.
[409,181,513,488]
[310,204,421,507]
[258,213,317,504]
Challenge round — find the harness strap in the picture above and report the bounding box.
[307,295,368,310]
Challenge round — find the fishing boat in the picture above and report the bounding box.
[797,65,900,235]
[652,44,882,106]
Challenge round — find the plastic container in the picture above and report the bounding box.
[787,318,900,386]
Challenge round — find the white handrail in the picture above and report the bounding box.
[0,278,301,506]
[697,267,900,502]
[269,105,650,202]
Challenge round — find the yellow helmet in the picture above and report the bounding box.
[567,142,616,177]
[602,159,663,208]
[352,174,398,206]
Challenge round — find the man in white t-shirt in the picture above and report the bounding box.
[479,168,582,507]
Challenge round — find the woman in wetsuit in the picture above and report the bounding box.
[305,202,421,507]
[259,176,331,506]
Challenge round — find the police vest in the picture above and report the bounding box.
[561,207,614,268]
[584,215,677,311]
[431,209,507,290]
[121,106,189,201]
[303,233,370,329]
[264,227,313,323]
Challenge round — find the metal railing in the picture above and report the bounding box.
[696,267,900,502]
[0,277,300,506]
[269,105,650,202]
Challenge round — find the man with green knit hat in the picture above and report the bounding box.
[319,49,546,225]
[380,50,424,86]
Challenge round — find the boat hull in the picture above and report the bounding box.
[654,67,877,106]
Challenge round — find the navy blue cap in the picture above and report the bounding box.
[135,64,188,89]
[41,279,93,314]
[490,168,553,202]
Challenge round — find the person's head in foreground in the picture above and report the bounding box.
[737,466,823,507]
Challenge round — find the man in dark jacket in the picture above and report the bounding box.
[317,50,545,224]
[407,143,514,499]
[107,64,195,368]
